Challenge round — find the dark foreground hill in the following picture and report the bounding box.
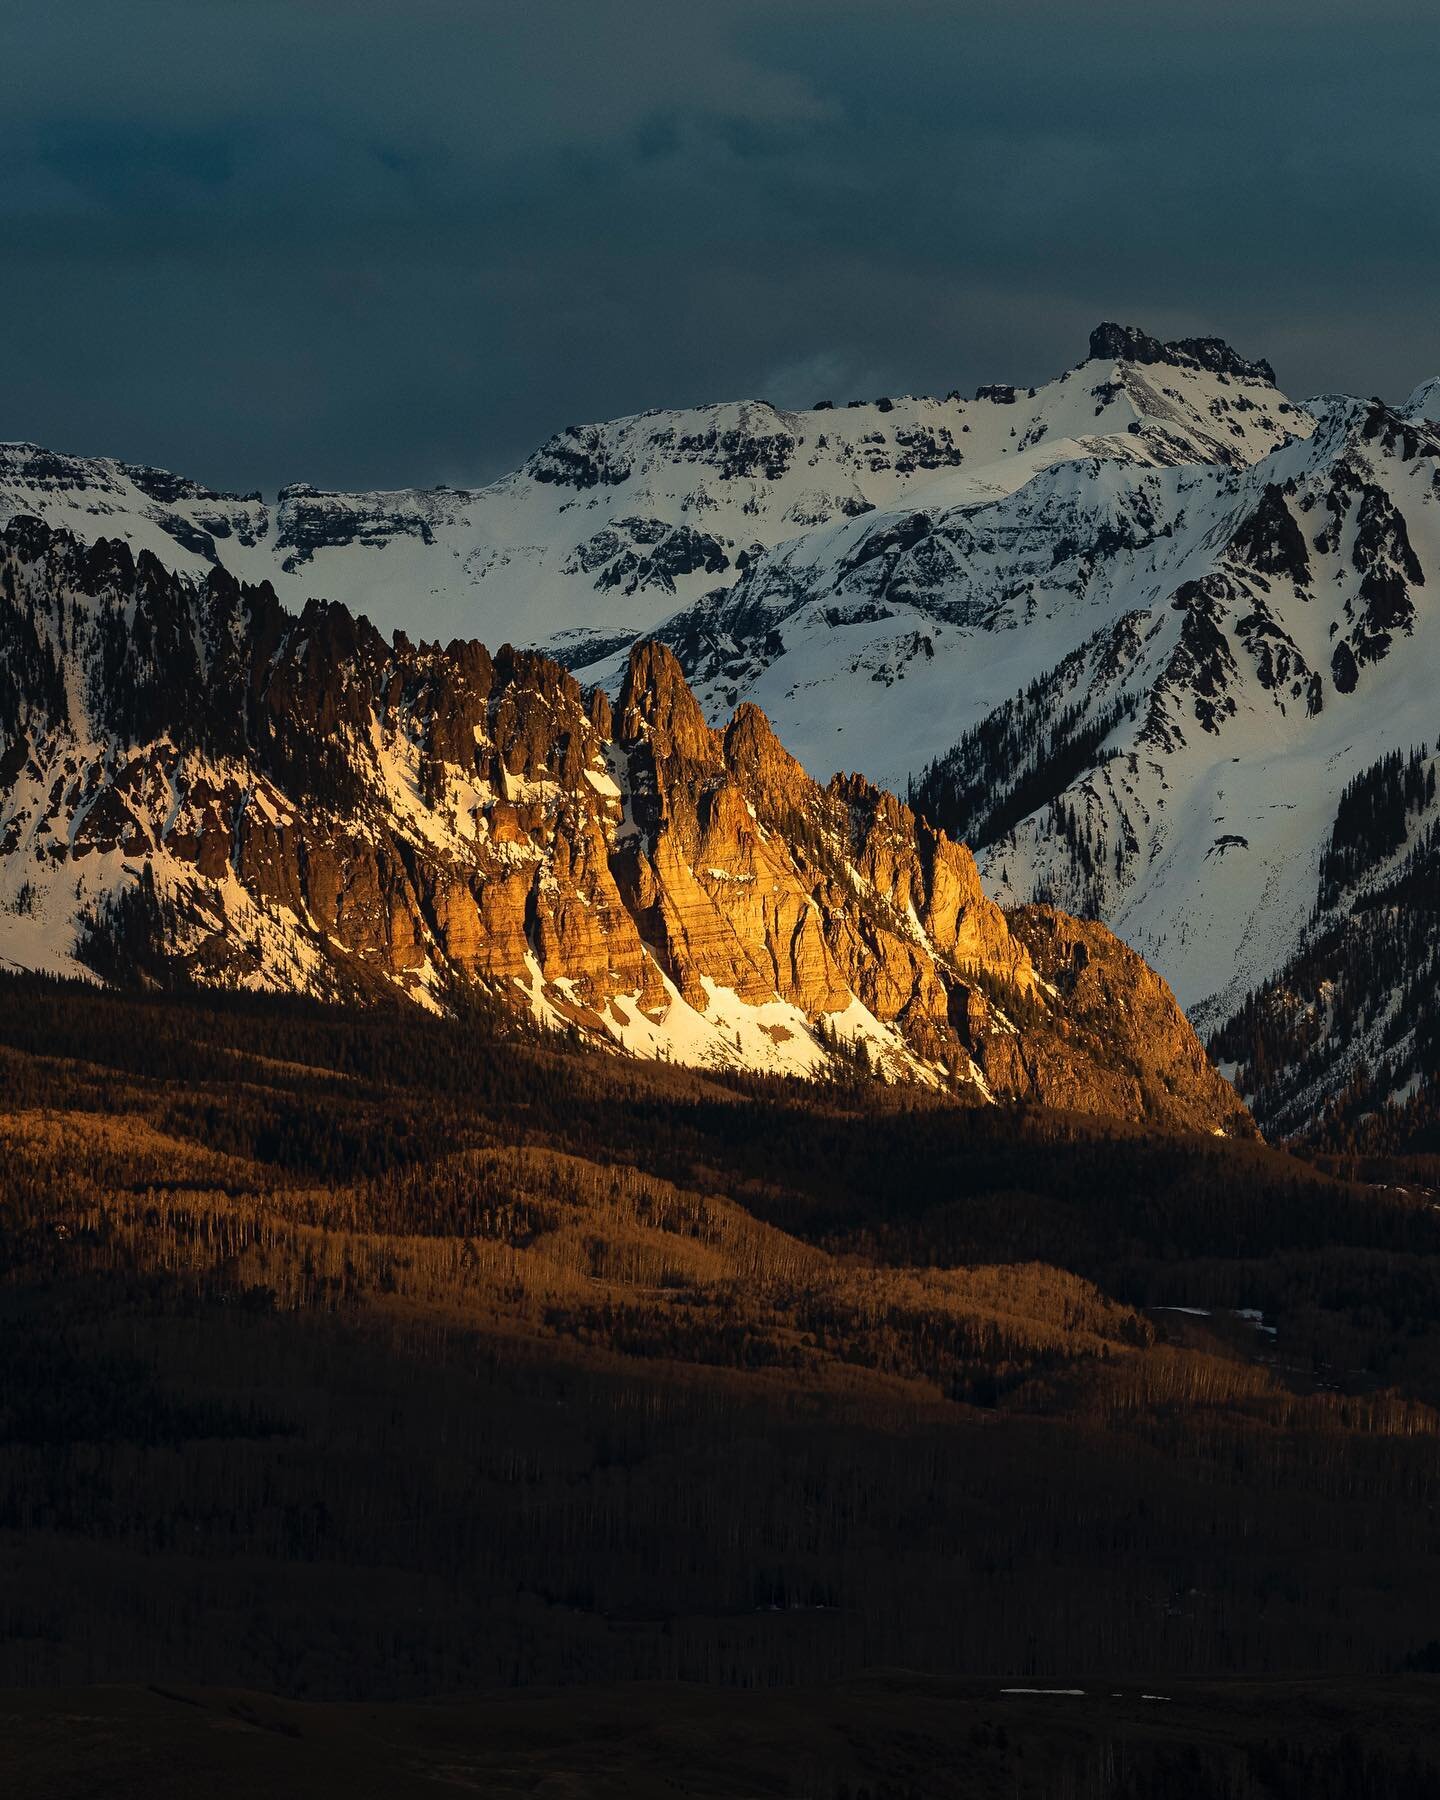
[12,1673,1440,1799]
[4,974,1440,1720]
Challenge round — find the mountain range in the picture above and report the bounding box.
[0,512,1245,1134]
[3,321,1437,1139]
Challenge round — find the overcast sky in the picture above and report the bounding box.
[2,0,1435,493]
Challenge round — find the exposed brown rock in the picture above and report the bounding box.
[0,519,1252,1135]
[618,639,723,771]
[996,907,1255,1136]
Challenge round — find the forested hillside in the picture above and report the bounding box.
[4,974,1440,1709]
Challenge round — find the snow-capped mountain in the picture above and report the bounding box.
[588,342,1438,1141]
[902,397,1440,1019]
[0,515,1247,1134]
[4,320,1436,1136]
[0,324,1300,664]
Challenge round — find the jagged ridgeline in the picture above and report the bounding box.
[0,516,1247,1134]
[7,325,1438,1142]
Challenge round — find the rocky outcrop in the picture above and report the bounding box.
[0,517,1250,1133]
[1087,322,1277,385]
[1004,909,1253,1135]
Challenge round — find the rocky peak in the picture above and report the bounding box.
[616,639,721,768]
[0,523,1252,1135]
[1172,335,1279,384]
[1088,322,1168,365]
[722,702,808,809]
[1087,321,1277,384]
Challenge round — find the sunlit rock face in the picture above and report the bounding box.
[0,518,1249,1134]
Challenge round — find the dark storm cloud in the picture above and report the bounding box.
[0,0,1435,493]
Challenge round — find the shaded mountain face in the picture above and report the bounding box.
[0,517,1247,1135]
[901,398,1440,1138]
[1207,743,1440,1143]
[903,401,1439,980]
